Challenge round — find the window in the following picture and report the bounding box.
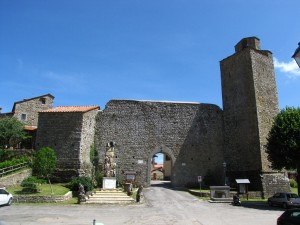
[21,114,27,121]
[291,211,300,217]
[39,98,46,104]
[0,189,8,194]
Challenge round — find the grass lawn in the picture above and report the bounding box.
[189,189,210,193]
[7,183,78,205]
[291,187,298,195]
[7,183,70,196]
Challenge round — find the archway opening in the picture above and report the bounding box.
[151,152,172,181]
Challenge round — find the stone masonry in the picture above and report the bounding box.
[36,106,99,181]
[34,37,290,196]
[0,94,54,127]
[220,37,289,192]
[95,100,224,187]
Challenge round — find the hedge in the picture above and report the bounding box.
[0,157,30,170]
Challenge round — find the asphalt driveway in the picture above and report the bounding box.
[0,181,284,225]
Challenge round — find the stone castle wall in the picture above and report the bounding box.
[33,37,290,194]
[95,100,224,187]
[79,110,99,175]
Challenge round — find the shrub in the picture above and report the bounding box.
[0,149,14,161]
[22,176,46,185]
[290,179,298,188]
[21,176,46,193]
[95,171,103,188]
[68,176,93,193]
[0,157,30,169]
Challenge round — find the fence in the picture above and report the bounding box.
[0,162,29,177]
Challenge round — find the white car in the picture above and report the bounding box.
[0,188,13,206]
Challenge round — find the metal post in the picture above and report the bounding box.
[199,181,202,193]
[223,162,227,186]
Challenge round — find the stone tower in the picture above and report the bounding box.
[220,37,286,191]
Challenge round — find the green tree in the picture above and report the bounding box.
[33,147,57,193]
[0,117,26,148]
[266,107,300,194]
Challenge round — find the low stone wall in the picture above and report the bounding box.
[14,191,73,203]
[0,169,32,187]
[262,173,290,198]
[188,190,264,199]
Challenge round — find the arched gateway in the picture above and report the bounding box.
[95,100,224,187]
[148,145,175,183]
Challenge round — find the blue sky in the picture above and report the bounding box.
[1,0,300,113]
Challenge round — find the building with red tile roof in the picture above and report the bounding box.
[36,104,100,181]
[40,106,99,113]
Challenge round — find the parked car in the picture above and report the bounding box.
[277,209,300,225]
[0,188,13,206]
[268,192,300,209]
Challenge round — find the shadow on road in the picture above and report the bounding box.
[150,180,172,188]
[150,180,188,193]
[240,201,285,212]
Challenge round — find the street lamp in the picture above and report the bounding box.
[292,42,300,68]
[223,162,227,186]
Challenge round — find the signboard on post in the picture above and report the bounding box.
[198,176,202,183]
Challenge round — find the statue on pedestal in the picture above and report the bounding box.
[102,142,117,189]
[104,142,116,177]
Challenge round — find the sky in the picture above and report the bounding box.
[1,0,300,113]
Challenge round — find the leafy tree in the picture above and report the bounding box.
[32,147,57,194]
[68,176,93,193]
[266,107,300,194]
[0,117,26,148]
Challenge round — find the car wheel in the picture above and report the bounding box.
[282,203,288,209]
[268,200,273,207]
[7,198,13,206]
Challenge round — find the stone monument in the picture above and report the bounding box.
[78,183,86,204]
[102,142,117,189]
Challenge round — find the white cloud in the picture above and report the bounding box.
[273,57,300,78]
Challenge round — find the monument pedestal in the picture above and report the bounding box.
[102,177,117,189]
[209,186,232,202]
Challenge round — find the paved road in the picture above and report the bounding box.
[0,181,284,225]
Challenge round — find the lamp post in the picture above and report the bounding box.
[292,42,300,68]
[223,162,227,186]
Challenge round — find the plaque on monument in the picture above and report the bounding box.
[103,177,117,189]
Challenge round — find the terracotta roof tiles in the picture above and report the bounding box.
[24,125,37,131]
[40,106,100,113]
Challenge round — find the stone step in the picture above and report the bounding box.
[93,191,126,195]
[84,189,135,204]
[89,196,133,199]
[85,200,135,204]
